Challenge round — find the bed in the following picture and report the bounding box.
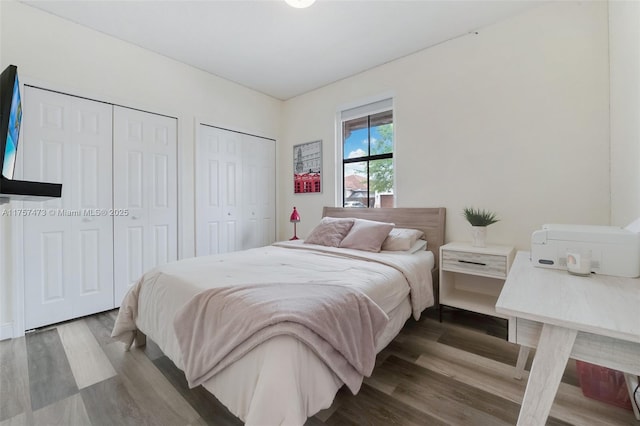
[112,206,446,425]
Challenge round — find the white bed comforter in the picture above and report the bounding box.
[112,241,434,425]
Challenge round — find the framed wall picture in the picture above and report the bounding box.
[293,140,322,194]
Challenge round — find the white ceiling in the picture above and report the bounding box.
[23,0,542,100]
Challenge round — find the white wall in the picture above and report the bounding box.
[1,0,634,336]
[609,0,640,227]
[279,1,611,250]
[0,0,282,335]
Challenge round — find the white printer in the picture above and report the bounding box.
[531,224,640,278]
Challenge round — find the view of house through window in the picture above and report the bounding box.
[342,108,393,208]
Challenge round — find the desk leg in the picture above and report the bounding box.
[517,324,577,426]
[624,373,640,421]
[514,346,530,380]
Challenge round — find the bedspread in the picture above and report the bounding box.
[111,241,434,425]
[174,283,388,394]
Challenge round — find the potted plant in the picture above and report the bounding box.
[463,207,499,247]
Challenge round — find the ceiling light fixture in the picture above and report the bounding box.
[285,0,316,8]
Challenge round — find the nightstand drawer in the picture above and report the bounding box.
[442,250,507,278]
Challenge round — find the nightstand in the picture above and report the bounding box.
[439,242,515,321]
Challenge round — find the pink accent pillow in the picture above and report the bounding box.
[381,228,425,251]
[339,219,395,252]
[304,217,355,247]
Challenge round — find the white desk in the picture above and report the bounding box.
[496,251,640,425]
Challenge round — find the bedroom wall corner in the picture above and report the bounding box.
[609,0,640,227]
[0,0,14,340]
[279,1,610,250]
[0,0,283,337]
[0,214,13,340]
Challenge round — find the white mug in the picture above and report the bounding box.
[566,248,591,276]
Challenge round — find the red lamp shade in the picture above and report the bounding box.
[289,207,300,240]
[290,207,300,222]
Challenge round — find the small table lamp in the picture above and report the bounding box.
[290,207,300,240]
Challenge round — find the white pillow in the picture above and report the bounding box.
[339,219,395,252]
[304,217,355,247]
[382,239,427,254]
[381,228,425,251]
[407,239,427,253]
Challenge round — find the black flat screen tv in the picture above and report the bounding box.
[1,65,21,179]
[0,64,62,201]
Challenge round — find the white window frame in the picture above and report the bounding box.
[335,93,396,208]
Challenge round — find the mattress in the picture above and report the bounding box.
[117,241,435,425]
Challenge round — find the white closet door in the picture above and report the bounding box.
[22,87,113,329]
[113,106,177,306]
[195,125,242,256]
[241,135,275,249]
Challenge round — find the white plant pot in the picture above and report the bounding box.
[471,226,487,247]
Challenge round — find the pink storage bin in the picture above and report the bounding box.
[575,360,633,410]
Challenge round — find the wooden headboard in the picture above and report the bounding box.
[322,206,446,266]
[322,206,446,311]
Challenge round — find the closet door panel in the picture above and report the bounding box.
[242,136,259,250]
[23,91,71,329]
[21,88,113,329]
[113,108,147,306]
[72,98,115,317]
[113,106,177,306]
[241,135,275,249]
[195,125,242,256]
[259,138,276,246]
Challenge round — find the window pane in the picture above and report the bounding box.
[344,161,368,207]
[341,105,393,209]
[343,120,369,160]
[369,157,393,206]
[370,111,393,156]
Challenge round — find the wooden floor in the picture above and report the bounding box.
[0,308,637,426]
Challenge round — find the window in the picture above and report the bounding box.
[341,99,393,208]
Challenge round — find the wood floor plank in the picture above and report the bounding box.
[311,394,343,423]
[323,412,360,426]
[322,411,360,426]
[413,337,634,425]
[25,329,78,411]
[415,338,528,400]
[381,355,519,425]
[437,323,523,367]
[435,308,509,339]
[31,393,91,426]
[57,320,117,389]
[102,341,200,425]
[304,414,328,426]
[4,308,635,425]
[0,412,30,426]
[140,337,165,361]
[187,417,210,426]
[324,384,447,426]
[437,325,581,387]
[0,337,31,422]
[381,338,424,363]
[362,374,397,396]
[396,316,446,342]
[551,381,636,426]
[152,355,243,426]
[83,309,118,348]
[81,375,151,426]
